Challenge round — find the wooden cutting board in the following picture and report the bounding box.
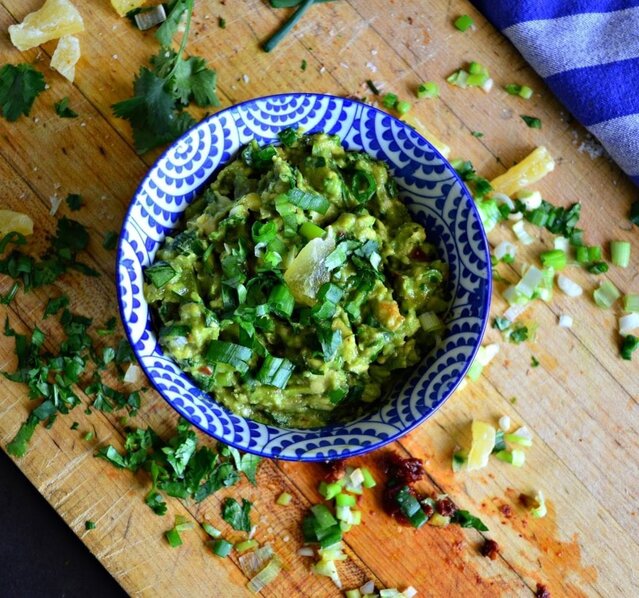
[1,1,637,596]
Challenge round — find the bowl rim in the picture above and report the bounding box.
[116,91,492,461]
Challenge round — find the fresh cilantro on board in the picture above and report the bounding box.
[113,0,220,154]
[0,63,46,122]
[222,497,253,532]
[451,509,489,531]
[96,418,261,514]
[65,193,83,211]
[54,97,78,119]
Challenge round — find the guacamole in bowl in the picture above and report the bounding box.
[144,131,448,428]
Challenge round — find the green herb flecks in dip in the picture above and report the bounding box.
[144,131,448,428]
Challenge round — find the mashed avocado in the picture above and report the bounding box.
[144,131,448,428]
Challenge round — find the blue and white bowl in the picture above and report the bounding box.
[116,93,491,461]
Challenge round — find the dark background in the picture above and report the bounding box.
[0,450,125,598]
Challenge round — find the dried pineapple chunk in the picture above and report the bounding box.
[490,146,556,197]
[51,35,80,82]
[9,0,84,52]
[110,0,147,17]
[0,210,34,237]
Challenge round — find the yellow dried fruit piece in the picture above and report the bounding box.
[490,146,555,197]
[9,0,84,52]
[0,210,34,237]
[51,35,80,82]
[110,0,147,18]
[466,420,496,471]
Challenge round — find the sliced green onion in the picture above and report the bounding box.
[587,261,608,274]
[533,266,555,302]
[360,467,376,489]
[287,187,330,214]
[588,245,603,261]
[576,245,590,264]
[447,69,468,88]
[512,220,534,245]
[247,557,282,592]
[477,199,501,232]
[539,249,566,270]
[206,340,253,374]
[174,515,194,532]
[299,221,325,240]
[516,266,544,299]
[519,85,533,99]
[504,83,521,95]
[466,72,489,87]
[558,314,573,328]
[610,240,631,268]
[318,481,343,500]
[382,93,398,109]
[276,492,292,506]
[312,558,341,586]
[504,432,533,447]
[530,491,547,518]
[202,522,222,538]
[624,294,639,313]
[165,528,183,548]
[235,539,259,554]
[311,504,337,529]
[335,493,357,508]
[593,280,621,309]
[396,100,411,115]
[350,510,362,525]
[621,335,639,360]
[85,520,96,530]
[256,355,295,389]
[453,14,474,31]
[211,538,233,557]
[495,449,525,467]
[418,311,444,334]
[416,81,439,99]
[317,525,342,548]
[396,486,428,528]
[346,590,362,598]
[517,189,542,210]
[554,236,569,252]
[268,283,295,318]
[262,0,314,52]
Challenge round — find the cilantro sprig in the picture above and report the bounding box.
[113,0,220,153]
[0,63,46,122]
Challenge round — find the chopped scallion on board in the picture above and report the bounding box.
[453,14,474,31]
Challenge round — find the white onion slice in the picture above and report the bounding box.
[297,547,315,557]
[481,78,494,93]
[619,313,639,336]
[503,303,528,322]
[491,192,514,210]
[512,220,534,245]
[554,236,570,252]
[123,363,141,384]
[360,581,376,595]
[516,266,544,298]
[557,274,583,297]
[494,241,517,261]
[559,314,573,328]
[499,415,511,432]
[476,343,499,367]
[516,189,542,210]
[403,586,418,598]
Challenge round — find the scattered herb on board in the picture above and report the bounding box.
[218,16,226,29]
[300,58,307,71]
[531,355,540,368]
[96,418,261,514]
[85,520,96,530]
[366,79,380,95]
[222,497,253,532]
[521,114,542,129]
[103,231,118,250]
[113,0,220,153]
[0,219,98,304]
[4,305,139,457]
[630,200,639,227]
[54,97,79,118]
[65,193,83,211]
[0,63,46,122]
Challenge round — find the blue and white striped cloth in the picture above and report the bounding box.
[472,1,639,186]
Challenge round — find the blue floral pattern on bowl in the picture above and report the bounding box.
[116,93,491,461]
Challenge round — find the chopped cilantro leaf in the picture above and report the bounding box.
[300,59,307,71]
[451,509,488,531]
[0,63,46,122]
[145,490,168,515]
[520,115,541,129]
[508,324,529,344]
[6,414,38,457]
[44,295,70,318]
[65,193,83,211]
[218,16,226,28]
[222,497,252,532]
[70,421,79,430]
[103,231,118,251]
[531,355,540,368]
[55,97,78,118]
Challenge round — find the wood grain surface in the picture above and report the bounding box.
[1,1,638,596]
